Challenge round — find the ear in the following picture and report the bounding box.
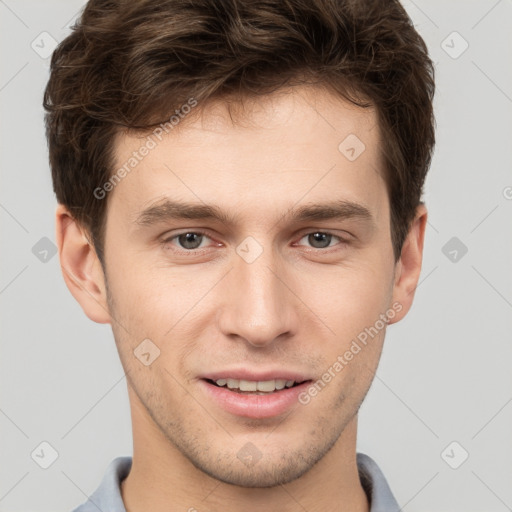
[388,203,428,325]
[55,204,111,324]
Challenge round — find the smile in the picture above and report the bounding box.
[208,378,303,394]
[199,376,312,419]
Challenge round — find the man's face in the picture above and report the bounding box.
[102,86,398,487]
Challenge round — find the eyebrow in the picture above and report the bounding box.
[134,198,374,228]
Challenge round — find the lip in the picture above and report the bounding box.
[198,376,312,419]
[200,369,311,382]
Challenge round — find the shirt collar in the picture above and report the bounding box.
[357,453,400,511]
[73,453,399,511]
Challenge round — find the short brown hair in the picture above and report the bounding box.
[44,0,435,263]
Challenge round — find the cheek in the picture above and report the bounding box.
[106,261,219,363]
[108,255,178,309]
[297,260,393,341]
[105,268,171,355]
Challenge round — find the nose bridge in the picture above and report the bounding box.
[218,240,295,346]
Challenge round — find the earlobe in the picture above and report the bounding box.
[55,205,111,324]
[388,203,428,325]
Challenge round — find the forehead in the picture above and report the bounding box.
[109,85,386,224]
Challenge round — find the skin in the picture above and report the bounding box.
[56,84,427,512]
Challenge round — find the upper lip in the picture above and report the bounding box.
[200,369,312,383]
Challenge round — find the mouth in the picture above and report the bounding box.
[199,375,313,419]
[204,378,306,395]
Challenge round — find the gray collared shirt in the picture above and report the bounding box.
[72,453,399,511]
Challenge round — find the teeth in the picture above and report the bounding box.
[256,380,275,392]
[275,379,286,390]
[214,378,296,392]
[227,378,238,389]
[239,379,257,391]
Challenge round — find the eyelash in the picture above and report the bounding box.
[161,230,349,253]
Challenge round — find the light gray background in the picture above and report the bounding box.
[1,1,511,510]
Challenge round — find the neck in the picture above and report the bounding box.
[121,389,369,512]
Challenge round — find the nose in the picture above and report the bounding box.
[216,245,298,348]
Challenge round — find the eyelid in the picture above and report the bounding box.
[162,229,212,242]
[294,231,350,249]
[294,227,352,241]
[161,229,220,251]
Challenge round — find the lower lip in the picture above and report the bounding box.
[199,379,311,419]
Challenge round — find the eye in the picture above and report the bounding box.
[297,232,344,249]
[165,231,212,250]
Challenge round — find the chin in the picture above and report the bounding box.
[197,460,311,488]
